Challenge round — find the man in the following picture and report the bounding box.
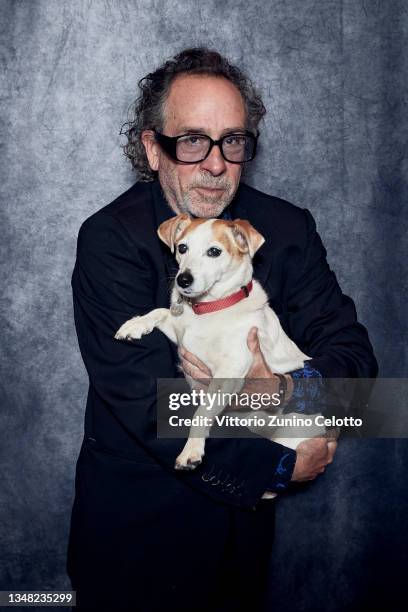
[67,48,377,611]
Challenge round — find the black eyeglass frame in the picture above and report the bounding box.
[153,130,258,164]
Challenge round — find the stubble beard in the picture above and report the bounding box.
[179,186,235,218]
[158,165,239,218]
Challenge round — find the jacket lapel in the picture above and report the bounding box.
[229,185,275,288]
[151,181,179,283]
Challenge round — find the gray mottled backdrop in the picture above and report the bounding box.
[1,1,407,610]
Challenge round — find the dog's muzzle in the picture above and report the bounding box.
[177,271,194,289]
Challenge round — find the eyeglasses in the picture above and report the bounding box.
[154,130,258,164]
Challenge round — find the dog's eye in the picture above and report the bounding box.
[206,247,222,257]
[178,243,188,254]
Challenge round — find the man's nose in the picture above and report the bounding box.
[199,143,227,176]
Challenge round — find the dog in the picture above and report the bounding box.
[115,214,325,478]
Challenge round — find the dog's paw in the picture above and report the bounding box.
[174,439,205,471]
[114,317,153,341]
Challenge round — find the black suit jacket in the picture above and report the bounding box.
[71,179,378,509]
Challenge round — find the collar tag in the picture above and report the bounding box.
[170,297,184,316]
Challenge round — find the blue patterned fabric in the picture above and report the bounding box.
[266,364,323,492]
[266,447,297,492]
[285,362,323,415]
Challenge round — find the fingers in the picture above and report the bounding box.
[307,464,327,480]
[178,346,212,381]
[179,347,212,374]
[246,327,260,354]
[293,437,337,482]
[317,439,337,472]
[245,327,273,380]
[180,358,210,382]
[191,382,210,392]
[326,440,338,464]
[297,437,327,456]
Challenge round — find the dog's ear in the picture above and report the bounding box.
[230,219,265,257]
[157,214,193,252]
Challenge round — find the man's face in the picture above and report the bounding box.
[142,74,246,218]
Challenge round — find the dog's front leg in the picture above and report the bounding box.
[115,308,177,344]
[175,377,244,470]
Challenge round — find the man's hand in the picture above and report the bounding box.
[178,327,293,399]
[291,438,337,481]
[243,327,294,399]
[178,346,212,387]
[178,339,338,481]
[178,327,271,383]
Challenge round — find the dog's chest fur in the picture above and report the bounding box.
[170,280,308,377]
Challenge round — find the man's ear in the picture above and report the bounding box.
[141,130,160,171]
[230,219,265,257]
[158,214,193,253]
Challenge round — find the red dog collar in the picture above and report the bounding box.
[192,281,253,315]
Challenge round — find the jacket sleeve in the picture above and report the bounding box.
[285,209,378,378]
[284,209,378,415]
[72,211,295,509]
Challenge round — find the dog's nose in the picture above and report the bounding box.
[177,271,194,288]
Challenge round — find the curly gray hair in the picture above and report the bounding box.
[121,47,266,181]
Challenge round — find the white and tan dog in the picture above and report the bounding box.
[115,214,324,473]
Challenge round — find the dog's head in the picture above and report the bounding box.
[158,214,265,298]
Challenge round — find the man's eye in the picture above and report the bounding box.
[206,247,222,257]
[178,243,188,254]
[180,135,206,146]
[224,135,246,147]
